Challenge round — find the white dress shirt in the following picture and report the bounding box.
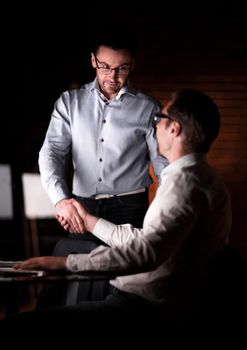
[67,153,232,305]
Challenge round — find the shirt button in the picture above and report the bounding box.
[103,120,106,123]
[99,158,103,162]
[98,177,102,182]
[101,138,104,142]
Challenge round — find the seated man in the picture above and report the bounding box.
[1,89,232,337]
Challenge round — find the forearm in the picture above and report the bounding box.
[92,218,143,247]
[84,212,99,232]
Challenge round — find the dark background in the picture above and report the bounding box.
[1,1,247,261]
[2,1,246,170]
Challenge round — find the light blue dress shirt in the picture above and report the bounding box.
[39,79,168,205]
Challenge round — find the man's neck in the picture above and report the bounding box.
[167,147,189,164]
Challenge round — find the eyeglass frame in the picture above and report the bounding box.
[94,56,132,76]
[153,112,174,125]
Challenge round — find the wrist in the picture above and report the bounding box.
[55,198,71,209]
[85,213,99,232]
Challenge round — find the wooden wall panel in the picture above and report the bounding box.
[133,10,247,262]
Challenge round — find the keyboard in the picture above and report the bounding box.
[0,260,45,277]
[0,260,22,268]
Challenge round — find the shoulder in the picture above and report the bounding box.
[59,81,93,102]
[138,91,160,105]
[129,88,161,109]
[127,81,160,105]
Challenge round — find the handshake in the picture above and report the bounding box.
[55,198,96,235]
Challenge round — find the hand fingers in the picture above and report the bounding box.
[60,217,85,234]
[56,205,86,233]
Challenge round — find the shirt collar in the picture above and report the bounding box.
[161,153,207,181]
[91,78,137,100]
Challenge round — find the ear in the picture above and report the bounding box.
[171,121,182,136]
[91,53,96,68]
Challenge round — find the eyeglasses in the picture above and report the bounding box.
[153,113,174,125]
[95,56,132,76]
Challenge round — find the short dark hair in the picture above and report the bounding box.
[168,89,221,153]
[91,28,138,59]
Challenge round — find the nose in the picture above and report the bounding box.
[109,68,119,77]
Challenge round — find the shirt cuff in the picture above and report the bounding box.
[92,218,117,245]
[66,254,89,272]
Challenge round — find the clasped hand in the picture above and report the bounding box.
[56,198,88,234]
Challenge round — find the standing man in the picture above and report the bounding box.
[38,29,167,303]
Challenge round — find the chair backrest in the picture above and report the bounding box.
[22,173,57,257]
[0,164,13,219]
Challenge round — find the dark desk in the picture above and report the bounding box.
[0,270,117,318]
[0,269,116,283]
